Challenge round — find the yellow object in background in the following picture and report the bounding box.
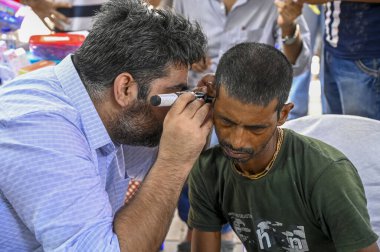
[308,4,321,15]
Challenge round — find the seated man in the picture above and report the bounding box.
[188,42,379,252]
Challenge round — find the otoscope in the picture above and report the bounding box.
[150,91,214,107]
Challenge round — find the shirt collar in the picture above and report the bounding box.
[215,0,249,9]
[54,55,115,154]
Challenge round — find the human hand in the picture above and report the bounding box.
[191,57,212,73]
[275,0,304,28]
[196,73,216,98]
[24,0,71,30]
[158,92,213,170]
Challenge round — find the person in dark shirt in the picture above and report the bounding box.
[189,42,379,252]
[303,0,380,120]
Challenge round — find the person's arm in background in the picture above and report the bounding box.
[147,0,161,7]
[275,0,304,65]
[158,0,173,8]
[192,229,221,252]
[20,0,71,30]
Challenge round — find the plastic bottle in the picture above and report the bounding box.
[1,27,17,49]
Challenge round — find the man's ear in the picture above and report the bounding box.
[277,102,294,126]
[113,72,138,107]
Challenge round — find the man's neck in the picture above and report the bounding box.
[223,0,237,14]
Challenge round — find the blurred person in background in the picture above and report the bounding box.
[303,0,380,120]
[287,4,324,120]
[21,0,162,31]
[173,0,312,87]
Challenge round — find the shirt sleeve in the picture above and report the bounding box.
[310,159,378,252]
[187,157,225,232]
[0,111,121,251]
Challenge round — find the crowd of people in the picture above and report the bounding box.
[0,0,379,251]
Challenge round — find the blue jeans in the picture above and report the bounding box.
[323,50,380,120]
[288,72,311,120]
[288,5,323,120]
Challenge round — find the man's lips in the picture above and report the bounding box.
[222,146,251,159]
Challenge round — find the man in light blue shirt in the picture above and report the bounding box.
[173,0,311,87]
[0,0,212,251]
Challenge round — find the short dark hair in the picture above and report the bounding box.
[215,42,292,112]
[75,0,207,101]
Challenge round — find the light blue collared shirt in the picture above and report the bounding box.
[0,56,157,251]
[174,0,311,86]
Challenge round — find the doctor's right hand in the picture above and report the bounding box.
[158,92,213,172]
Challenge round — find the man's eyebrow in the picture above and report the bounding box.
[218,115,234,123]
[218,115,269,128]
[165,83,189,92]
[246,124,268,129]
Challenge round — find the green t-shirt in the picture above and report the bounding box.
[188,129,378,252]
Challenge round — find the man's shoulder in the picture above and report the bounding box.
[193,146,230,176]
[200,145,226,163]
[284,128,348,163]
[0,67,79,124]
[282,128,356,182]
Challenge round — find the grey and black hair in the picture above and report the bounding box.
[75,0,207,101]
[215,42,293,112]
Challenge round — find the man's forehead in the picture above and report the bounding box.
[214,89,279,123]
[217,86,279,108]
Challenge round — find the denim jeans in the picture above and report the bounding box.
[323,50,380,120]
[288,71,311,120]
[288,5,324,120]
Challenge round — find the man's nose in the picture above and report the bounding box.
[229,127,249,150]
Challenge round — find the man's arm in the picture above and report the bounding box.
[275,0,304,65]
[191,229,221,252]
[114,93,213,251]
[358,243,380,252]
[358,242,380,252]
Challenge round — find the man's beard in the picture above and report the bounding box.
[109,100,163,147]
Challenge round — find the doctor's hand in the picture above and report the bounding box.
[158,92,213,171]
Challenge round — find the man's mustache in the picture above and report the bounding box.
[220,141,254,155]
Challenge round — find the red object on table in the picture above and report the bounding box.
[29,33,85,61]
